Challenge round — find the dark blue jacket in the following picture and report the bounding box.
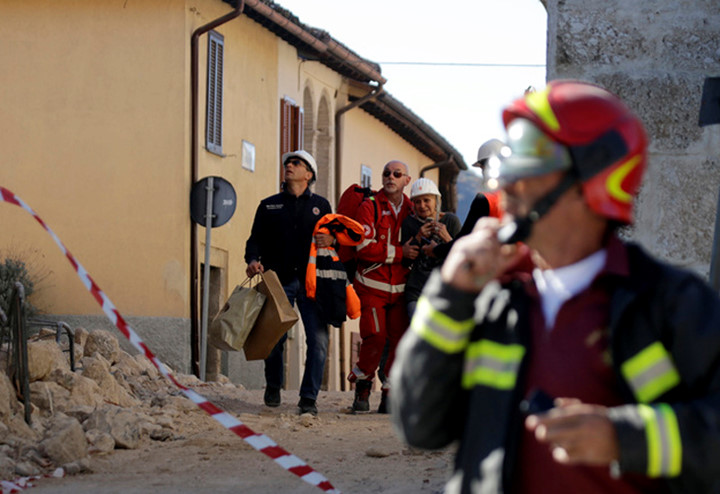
[245,187,331,286]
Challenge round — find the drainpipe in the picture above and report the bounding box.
[190,1,244,378]
[419,156,453,178]
[333,85,384,202]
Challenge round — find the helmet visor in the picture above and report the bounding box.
[484,118,572,190]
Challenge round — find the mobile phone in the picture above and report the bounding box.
[519,389,556,415]
[498,218,532,244]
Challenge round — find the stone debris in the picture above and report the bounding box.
[0,328,235,482]
[365,447,393,458]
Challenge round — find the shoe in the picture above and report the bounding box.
[377,389,389,414]
[352,379,372,413]
[264,386,281,407]
[298,397,318,416]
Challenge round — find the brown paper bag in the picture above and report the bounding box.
[208,279,266,352]
[243,270,299,361]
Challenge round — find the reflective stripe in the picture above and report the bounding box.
[411,297,474,354]
[317,247,340,261]
[371,307,380,333]
[386,243,396,263]
[525,85,560,131]
[621,342,680,403]
[462,339,525,390]
[357,238,373,251]
[606,154,641,203]
[638,403,682,477]
[354,273,405,294]
[316,269,348,281]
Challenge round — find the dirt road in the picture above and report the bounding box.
[26,388,455,494]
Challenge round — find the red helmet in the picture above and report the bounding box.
[500,80,648,224]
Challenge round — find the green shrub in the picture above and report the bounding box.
[0,256,38,320]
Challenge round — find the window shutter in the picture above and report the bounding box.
[294,106,304,150]
[280,98,292,157]
[279,98,304,189]
[206,31,224,155]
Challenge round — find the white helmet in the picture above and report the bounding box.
[410,177,441,199]
[473,138,505,168]
[282,150,318,182]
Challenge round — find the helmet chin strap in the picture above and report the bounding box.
[497,173,578,244]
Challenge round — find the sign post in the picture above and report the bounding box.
[190,176,236,381]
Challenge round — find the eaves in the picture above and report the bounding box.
[221,0,467,170]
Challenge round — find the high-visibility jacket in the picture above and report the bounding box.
[392,238,720,494]
[353,189,412,300]
[306,214,363,326]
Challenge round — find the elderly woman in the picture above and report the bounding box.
[401,178,461,316]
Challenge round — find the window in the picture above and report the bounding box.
[206,31,224,155]
[280,97,304,183]
[361,165,372,188]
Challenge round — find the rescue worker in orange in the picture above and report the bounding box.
[348,160,414,413]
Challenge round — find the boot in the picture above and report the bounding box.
[377,388,389,414]
[352,379,372,413]
[264,386,281,407]
[298,397,318,416]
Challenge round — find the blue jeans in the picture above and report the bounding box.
[264,278,329,401]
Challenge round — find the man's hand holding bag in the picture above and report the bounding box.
[208,277,266,352]
[243,270,299,361]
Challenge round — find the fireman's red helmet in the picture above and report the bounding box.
[498,80,648,224]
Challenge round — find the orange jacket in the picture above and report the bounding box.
[306,214,363,324]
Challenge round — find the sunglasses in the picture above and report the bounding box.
[285,159,309,169]
[383,170,406,178]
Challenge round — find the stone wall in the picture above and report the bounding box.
[543,0,720,275]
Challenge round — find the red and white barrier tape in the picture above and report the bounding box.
[0,187,340,494]
[1,477,37,494]
[1,469,64,494]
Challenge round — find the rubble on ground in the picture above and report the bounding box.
[0,327,235,481]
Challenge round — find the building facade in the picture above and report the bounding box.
[0,0,466,389]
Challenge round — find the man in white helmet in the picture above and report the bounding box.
[245,150,333,416]
[429,139,505,261]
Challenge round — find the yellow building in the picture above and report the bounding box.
[0,0,467,389]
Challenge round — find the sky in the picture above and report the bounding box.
[273,0,548,172]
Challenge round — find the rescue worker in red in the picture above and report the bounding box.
[348,160,414,413]
[392,80,720,493]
